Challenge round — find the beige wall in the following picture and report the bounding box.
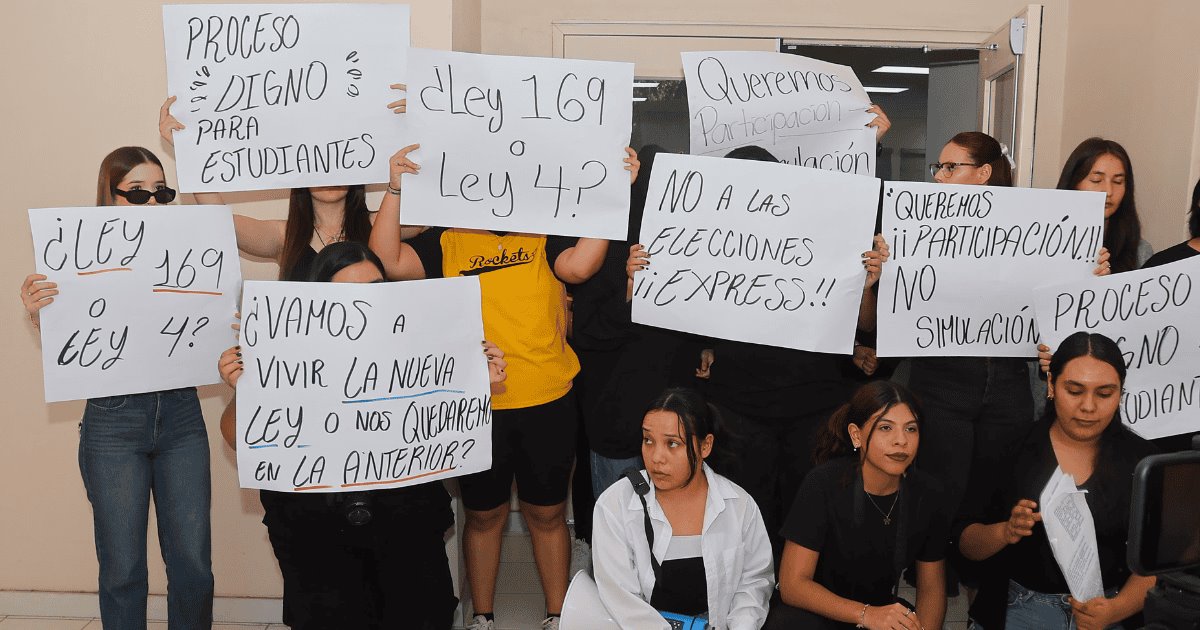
[0,0,454,599]
[4,0,1200,604]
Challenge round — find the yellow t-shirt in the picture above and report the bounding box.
[426,229,579,410]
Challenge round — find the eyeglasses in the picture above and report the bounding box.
[112,186,177,205]
[928,162,981,177]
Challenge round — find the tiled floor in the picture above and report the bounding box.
[0,532,973,629]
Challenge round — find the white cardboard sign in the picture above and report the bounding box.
[236,277,493,493]
[683,51,877,175]
[163,3,410,192]
[1034,256,1200,440]
[877,183,1104,358]
[401,48,634,239]
[631,152,878,354]
[29,205,241,402]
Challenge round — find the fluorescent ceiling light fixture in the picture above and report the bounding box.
[873,65,930,75]
[632,97,647,102]
[863,86,909,93]
[633,81,660,88]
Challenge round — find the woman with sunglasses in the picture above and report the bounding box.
[19,146,214,629]
[158,94,424,282]
[765,380,947,630]
[908,132,1112,592]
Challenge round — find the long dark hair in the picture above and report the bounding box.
[1046,331,1135,508]
[307,241,386,283]
[947,131,1012,187]
[1057,138,1141,273]
[279,185,372,280]
[643,387,733,484]
[96,147,165,206]
[1189,178,1200,239]
[725,145,779,163]
[814,380,924,466]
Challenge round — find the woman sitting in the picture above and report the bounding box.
[591,387,773,630]
[957,331,1157,629]
[768,380,948,630]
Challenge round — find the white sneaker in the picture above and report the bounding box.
[466,615,495,630]
[541,616,560,630]
[569,538,592,576]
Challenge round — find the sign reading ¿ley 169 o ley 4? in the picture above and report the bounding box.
[163,4,409,192]
[236,277,493,493]
[29,205,241,403]
[401,49,634,240]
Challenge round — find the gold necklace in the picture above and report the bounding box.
[866,489,899,525]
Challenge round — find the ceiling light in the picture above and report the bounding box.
[633,82,660,88]
[863,86,909,94]
[632,97,647,102]
[873,66,930,75]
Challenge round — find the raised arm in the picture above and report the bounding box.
[552,148,640,284]
[368,144,428,280]
[158,96,224,206]
[858,234,888,331]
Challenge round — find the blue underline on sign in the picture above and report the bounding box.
[248,444,278,449]
[342,389,466,404]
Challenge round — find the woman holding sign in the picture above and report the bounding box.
[159,95,424,281]
[956,332,1157,630]
[765,380,948,630]
[369,143,638,630]
[20,146,214,629]
[590,387,774,629]
[1057,138,1153,274]
[216,241,508,630]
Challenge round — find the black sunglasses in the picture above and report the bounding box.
[112,187,177,205]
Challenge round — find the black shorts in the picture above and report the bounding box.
[458,390,578,511]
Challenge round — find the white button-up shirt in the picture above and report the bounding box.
[591,464,774,630]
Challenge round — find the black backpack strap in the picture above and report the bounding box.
[624,468,662,582]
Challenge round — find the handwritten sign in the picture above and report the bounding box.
[876,183,1104,358]
[683,51,876,174]
[1034,256,1200,439]
[401,49,634,239]
[29,205,241,402]
[163,4,409,192]
[630,152,878,353]
[236,277,493,493]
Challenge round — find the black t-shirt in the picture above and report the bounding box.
[1142,240,1200,269]
[781,458,950,606]
[954,420,1157,628]
[706,342,851,418]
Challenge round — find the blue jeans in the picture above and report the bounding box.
[1005,580,1121,630]
[79,388,213,629]
[590,451,642,499]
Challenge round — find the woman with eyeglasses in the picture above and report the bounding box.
[19,146,214,629]
[908,132,1112,593]
[157,93,425,283]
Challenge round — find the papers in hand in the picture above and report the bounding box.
[1038,466,1105,602]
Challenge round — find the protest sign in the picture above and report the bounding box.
[631,152,878,354]
[1033,256,1200,440]
[683,51,877,175]
[236,276,492,493]
[876,183,1104,358]
[29,205,241,402]
[402,49,634,239]
[163,4,409,192]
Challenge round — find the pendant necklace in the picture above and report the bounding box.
[866,489,899,525]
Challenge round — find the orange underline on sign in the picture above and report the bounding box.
[339,468,455,488]
[152,288,224,296]
[78,268,132,276]
[292,485,334,492]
